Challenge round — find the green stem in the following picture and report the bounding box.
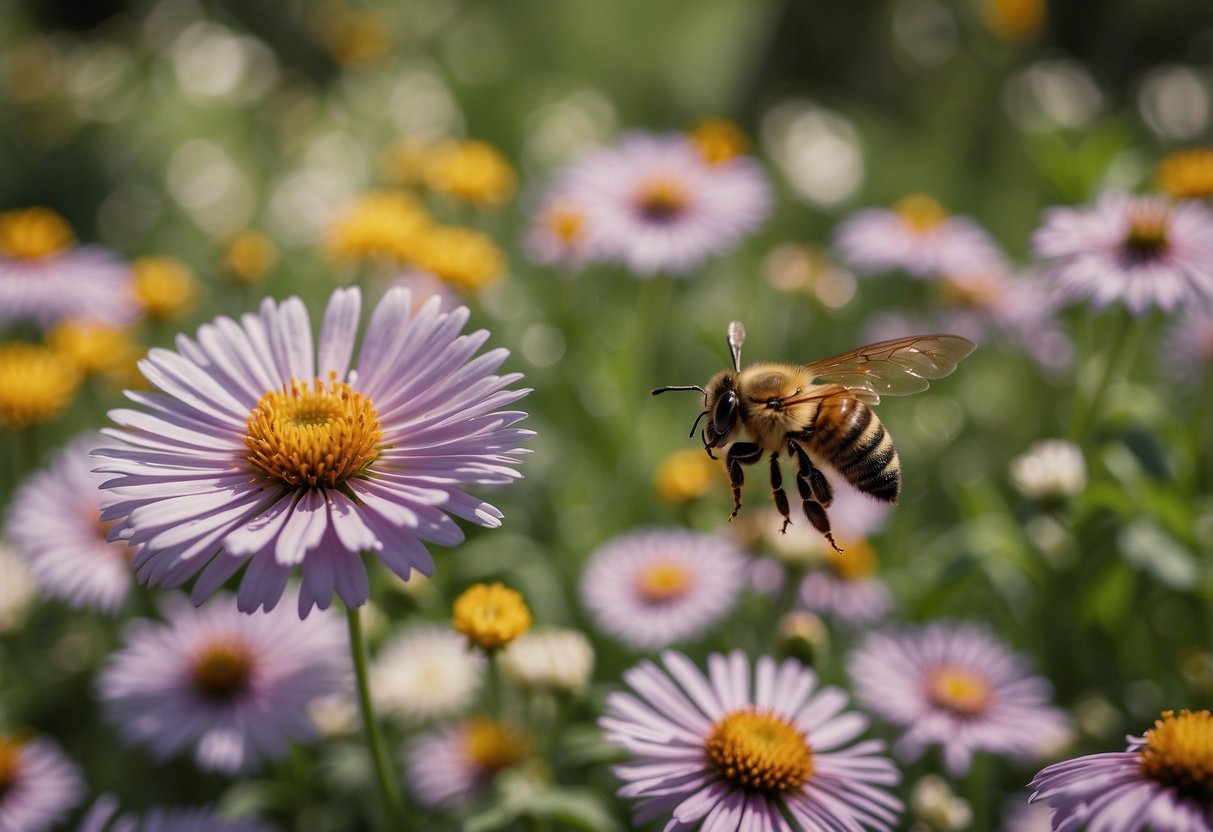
[1070,311,1140,445]
[964,751,992,831]
[347,605,406,826]
[484,650,503,717]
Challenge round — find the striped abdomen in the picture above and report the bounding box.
[804,395,900,502]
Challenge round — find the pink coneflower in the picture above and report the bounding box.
[1032,192,1213,315]
[0,207,136,329]
[579,528,746,651]
[564,133,771,276]
[95,287,532,616]
[848,622,1071,776]
[1162,303,1213,378]
[522,190,595,270]
[6,433,136,614]
[97,594,350,774]
[601,649,903,831]
[798,539,893,627]
[77,795,277,832]
[833,194,1006,279]
[1031,709,1213,831]
[403,717,529,809]
[0,733,84,832]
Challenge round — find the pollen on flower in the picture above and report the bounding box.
[634,176,691,223]
[1139,709,1213,801]
[706,708,814,793]
[635,561,696,602]
[132,256,197,320]
[1156,148,1213,201]
[464,717,529,772]
[244,375,383,489]
[688,117,749,165]
[452,583,533,651]
[894,194,948,233]
[0,342,81,428]
[926,666,993,718]
[191,639,254,701]
[0,207,74,260]
[826,539,878,581]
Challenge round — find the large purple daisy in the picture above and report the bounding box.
[601,649,903,831]
[95,286,532,616]
[1030,709,1213,832]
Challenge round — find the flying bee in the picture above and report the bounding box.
[652,322,975,552]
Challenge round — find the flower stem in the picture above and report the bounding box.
[346,604,406,826]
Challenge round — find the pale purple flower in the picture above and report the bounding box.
[1032,191,1213,315]
[404,717,529,809]
[98,593,350,774]
[0,734,84,832]
[601,649,903,831]
[0,247,136,329]
[95,287,532,616]
[564,133,772,276]
[1030,709,1213,832]
[834,195,1006,279]
[77,795,277,832]
[522,190,596,270]
[798,569,892,627]
[849,622,1072,776]
[6,433,136,613]
[579,528,746,651]
[1162,302,1213,378]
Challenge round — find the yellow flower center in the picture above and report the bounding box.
[926,666,993,717]
[0,734,24,792]
[0,343,81,429]
[688,118,749,165]
[46,320,133,376]
[894,193,947,233]
[0,207,74,260]
[635,177,690,223]
[244,375,383,489]
[191,639,253,701]
[326,191,431,266]
[1155,149,1213,201]
[654,449,718,503]
[826,539,878,581]
[1121,207,1171,262]
[464,717,529,772]
[706,708,814,793]
[983,0,1046,42]
[635,560,696,602]
[414,226,506,293]
[132,256,196,320]
[222,230,277,284]
[1139,709,1213,801]
[452,583,533,651]
[543,202,586,244]
[425,140,517,206]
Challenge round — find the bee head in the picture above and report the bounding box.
[703,370,740,450]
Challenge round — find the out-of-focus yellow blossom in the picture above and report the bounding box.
[824,538,879,582]
[414,226,506,293]
[222,230,278,284]
[425,140,517,206]
[45,320,136,377]
[655,449,721,504]
[982,0,1046,42]
[380,138,432,189]
[132,256,197,320]
[894,193,948,233]
[688,118,749,165]
[326,191,432,266]
[463,717,529,772]
[0,343,81,428]
[1155,148,1213,201]
[0,207,73,260]
[452,582,532,651]
[323,7,390,66]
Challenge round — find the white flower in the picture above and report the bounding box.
[1010,440,1087,500]
[370,624,483,722]
[0,543,35,633]
[500,628,595,696]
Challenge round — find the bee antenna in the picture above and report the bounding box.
[688,410,709,438]
[651,385,706,397]
[727,321,745,372]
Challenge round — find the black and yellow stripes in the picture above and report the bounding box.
[807,395,901,503]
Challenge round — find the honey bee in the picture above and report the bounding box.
[652,322,975,552]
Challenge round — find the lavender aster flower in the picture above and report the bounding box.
[1031,709,1213,832]
[95,286,532,616]
[1033,192,1213,315]
[7,433,136,613]
[1163,303,1213,378]
[798,540,893,627]
[580,528,746,651]
[0,733,84,832]
[601,649,903,831]
[98,594,350,774]
[404,717,529,809]
[565,133,771,276]
[523,191,595,270]
[78,796,277,832]
[849,623,1071,776]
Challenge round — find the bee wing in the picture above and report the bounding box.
[801,334,976,404]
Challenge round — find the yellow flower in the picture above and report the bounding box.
[425,140,517,206]
[463,716,529,771]
[0,343,81,428]
[654,449,720,503]
[132,256,197,320]
[414,226,506,293]
[982,0,1046,42]
[1155,148,1213,201]
[688,118,749,165]
[824,538,879,581]
[0,207,74,260]
[380,138,432,189]
[326,191,432,266]
[452,582,532,651]
[45,320,136,376]
[222,230,278,285]
[323,7,390,66]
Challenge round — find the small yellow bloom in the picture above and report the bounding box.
[824,538,879,582]
[654,449,720,504]
[688,118,749,165]
[983,0,1046,42]
[222,230,278,284]
[425,140,517,206]
[452,582,532,651]
[0,343,81,428]
[326,191,431,266]
[323,7,390,66]
[463,716,529,772]
[132,256,197,320]
[1155,148,1213,201]
[894,193,947,233]
[45,320,136,376]
[0,207,74,260]
[414,226,506,293]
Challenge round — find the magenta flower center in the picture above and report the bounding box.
[245,374,383,489]
[1121,209,1170,262]
[191,640,254,701]
[706,708,814,793]
[925,665,992,717]
[634,560,696,602]
[634,176,690,223]
[1140,709,1213,801]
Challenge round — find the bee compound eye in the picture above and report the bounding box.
[711,391,738,441]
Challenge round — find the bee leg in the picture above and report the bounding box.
[790,441,834,507]
[725,442,763,521]
[791,444,843,553]
[769,453,792,533]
